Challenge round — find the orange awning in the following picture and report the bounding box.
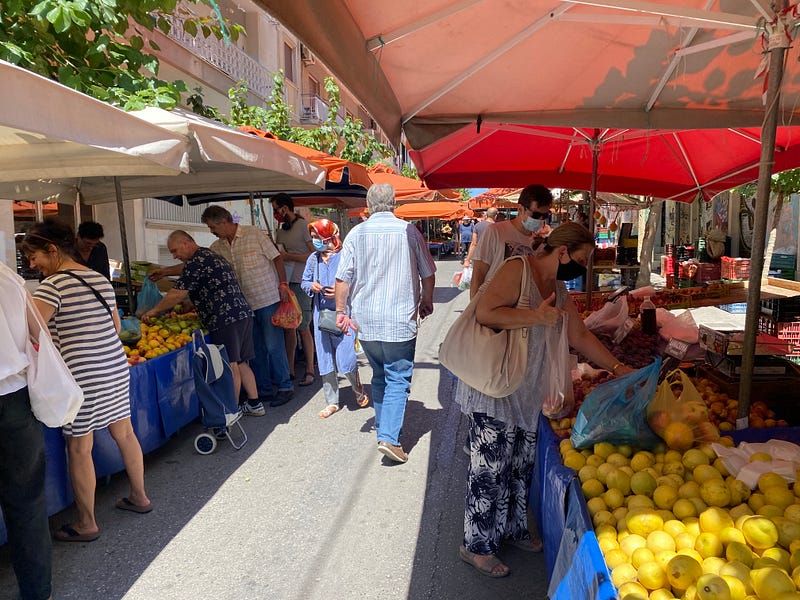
[239,126,372,189]
[468,188,521,210]
[395,201,473,220]
[367,164,459,202]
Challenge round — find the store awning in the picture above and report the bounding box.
[367,164,459,202]
[394,201,473,220]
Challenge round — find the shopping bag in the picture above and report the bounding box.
[120,315,141,345]
[570,358,662,449]
[272,288,302,329]
[583,297,629,336]
[457,266,473,291]
[647,369,718,450]
[136,278,163,316]
[24,292,83,427]
[542,315,574,419]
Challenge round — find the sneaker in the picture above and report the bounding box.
[241,401,266,417]
[269,390,294,407]
[213,428,228,440]
[377,441,408,463]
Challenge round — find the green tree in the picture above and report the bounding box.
[0,0,242,110]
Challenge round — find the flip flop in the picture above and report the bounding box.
[319,404,340,419]
[115,497,153,514]
[458,545,510,578]
[53,524,101,543]
[507,537,543,553]
[355,391,370,408]
[298,372,315,387]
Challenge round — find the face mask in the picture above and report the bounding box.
[557,252,587,281]
[522,217,544,232]
[312,238,327,252]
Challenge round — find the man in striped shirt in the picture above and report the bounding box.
[335,183,436,463]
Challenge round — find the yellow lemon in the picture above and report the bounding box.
[628,511,665,538]
[725,544,754,568]
[762,547,792,572]
[604,548,629,569]
[631,451,657,472]
[654,486,679,510]
[694,533,723,559]
[675,532,697,551]
[631,472,659,497]
[594,442,616,459]
[633,547,657,569]
[700,480,731,508]
[664,520,687,538]
[638,561,668,590]
[750,567,795,599]
[694,465,723,485]
[741,516,779,550]
[578,465,598,483]
[719,526,746,545]
[654,550,677,570]
[683,449,711,470]
[647,530,677,554]
[619,581,649,599]
[611,563,639,588]
[765,487,796,511]
[695,574,731,600]
[674,499,698,520]
[749,452,772,463]
[582,480,605,500]
[603,488,626,511]
[701,556,726,575]
[620,534,648,558]
[666,554,703,591]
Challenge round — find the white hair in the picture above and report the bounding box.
[366,183,396,213]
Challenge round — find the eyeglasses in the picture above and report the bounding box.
[527,208,551,221]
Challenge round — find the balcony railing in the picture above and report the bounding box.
[165,14,272,100]
[300,94,344,126]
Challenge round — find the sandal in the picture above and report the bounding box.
[355,391,370,408]
[53,524,101,543]
[319,404,339,419]
[458,545,510,578]
[298,372,315,387]
[115,497,153,514]
[507,536,542,553]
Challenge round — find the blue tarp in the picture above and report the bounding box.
[0,343,199,545]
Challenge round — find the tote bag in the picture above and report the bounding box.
[25,291,83,427]
[439,255,532,398]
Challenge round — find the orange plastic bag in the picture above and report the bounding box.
[271,288,302,329]
[647,369,719,451]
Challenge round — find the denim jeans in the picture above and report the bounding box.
[0,386,52,600]
[360,338,417,446]
[252,303,293,396]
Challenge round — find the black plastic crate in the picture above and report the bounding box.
[761,297,800,321]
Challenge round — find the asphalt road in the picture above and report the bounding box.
[0,259,548,600]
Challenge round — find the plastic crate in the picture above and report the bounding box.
[719,303,748,314]
[758,315,800,348]
[696,262,721,283]
[770,253,796,270]
[761,297,800,322]
[721,256,751,280]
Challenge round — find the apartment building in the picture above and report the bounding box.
[3,0,393,271]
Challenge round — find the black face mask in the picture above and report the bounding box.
[556,252,587,281]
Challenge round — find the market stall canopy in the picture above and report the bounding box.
[0,59,187,184]
[410,125,800,202]
[394,201,473,220]
[367,164,459,202]
[0,108,326,204]
[468,188,522,210]
[259,1,800,150]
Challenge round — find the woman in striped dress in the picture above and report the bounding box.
[24,220,151,543]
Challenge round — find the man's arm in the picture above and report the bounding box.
[149,263,184,281]
[273,255,289,302]
[141,288,189,321]
[470,259,490,299]
[420,274,435,318]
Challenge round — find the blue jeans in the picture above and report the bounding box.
[0,386,52,600]
[252,303,293,395]
[360,338,417,446]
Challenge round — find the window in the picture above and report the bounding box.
[307,76,319,98]
[283,42,295,82]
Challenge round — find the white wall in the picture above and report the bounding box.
[0,203,15,269]
[93,199,146,262]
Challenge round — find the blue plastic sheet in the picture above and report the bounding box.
[0,346,200,545]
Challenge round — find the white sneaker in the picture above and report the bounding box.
[241,401,266,417]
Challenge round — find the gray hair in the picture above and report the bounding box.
[486,207,499,219]
[366,183,396,214]
[167,230,195,245]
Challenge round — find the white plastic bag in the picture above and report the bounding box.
[457,266,473,291]
[542,315,574,419]
[583,297,628,336]
[711,440,800,489]
[25,292,83,427]
[657,308,699,343]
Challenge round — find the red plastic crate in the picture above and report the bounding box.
[758,316,800,351]
[721,256,750,280]
[697,262,721,283]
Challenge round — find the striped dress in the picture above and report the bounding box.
[34,269,130,437]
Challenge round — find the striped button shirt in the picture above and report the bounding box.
[336,211,436,342]
[210,225,281,310]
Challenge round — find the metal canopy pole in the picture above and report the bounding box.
[585,130,600,308]
[113,176,135,316]
[737,2,788,425]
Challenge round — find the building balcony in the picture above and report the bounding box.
[299,94,344,126]
[164,14,272,100]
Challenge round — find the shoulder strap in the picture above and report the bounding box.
[55,270,113,318]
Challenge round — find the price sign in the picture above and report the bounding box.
[665,338,690,360]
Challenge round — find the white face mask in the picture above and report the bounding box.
[522,217,544,232]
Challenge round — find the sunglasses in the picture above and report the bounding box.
[528,209,551,221]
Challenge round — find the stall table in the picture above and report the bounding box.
[0,344,199,545]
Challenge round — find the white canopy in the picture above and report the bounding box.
[1,107,327,204]
[0,60,188,183]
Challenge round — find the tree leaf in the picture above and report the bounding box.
[182,19,197,37]
[148,40,160,51]
[129,35,143,50]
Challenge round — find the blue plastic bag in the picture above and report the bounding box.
[136,278,163,316]
[570,358,662,449]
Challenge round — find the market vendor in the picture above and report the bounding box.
[142,231,260,413]
[76,221,110,280]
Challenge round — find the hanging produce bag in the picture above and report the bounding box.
[571,358,662,449]
[583,297,628,336]
[647,369,719,451]
[272,288,302,329]
[136,278,163,316]
[542,315,574,419]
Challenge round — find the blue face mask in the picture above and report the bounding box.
[312,238,327,251]
[522,217,544,232]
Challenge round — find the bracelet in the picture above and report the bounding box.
[279,282,288,287]
[611,362,623,374]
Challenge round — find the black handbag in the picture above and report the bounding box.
[315,258,342,335]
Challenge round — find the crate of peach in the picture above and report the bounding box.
[647,370,721,451]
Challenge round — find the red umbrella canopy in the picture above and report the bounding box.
[367,164,460,202]
[411,124,800,202]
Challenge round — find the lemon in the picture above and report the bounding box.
[757,505,784,519]
[750,567,795,599]
[648,588,676,600]
[613,506,629,524]
[604,548,629,569]
[619,581,649,599]
[728,504,753,521]
[742,516,779,550]
[675,532,697,551]
[628,495,656,510]
[597,463,616,484]
[695,465,723,484]
[701,556,726,575]
[653,486,679,510]
[784,504,800,524]
[748,493,766,512]
[713,459,730,478]
[690,497,710,515]
[612,562,639,588]
[666,554,703,591]
[631,451,656,472]
[677,548,705,564]
[680,481,702,500]
[608,453,630,467]
[587,496,607,515]
[599,537,619,553]
[631,545,656,568]
[684,449,711,470]
[765,487,796,511]
[727,480,751,506]
[719,526,746,545]
[719,576,746,600]
[749,452,772,463]
[719,561,753,594]
[628,511,665,538]
[762,547,792,571]
[631,472,659,497]
[699,508,735,534]
[663,462,686,478]
[587,454,604,467]
[700,480,732,508]
[664,520,687,538]
[578,465,598,483]
[654,549,677,570]
[694,533,723,559]
[725,544,755,568]
[695,574,731,600]
[620,534,648,557]
[674,499,698,520]
[647,530,677,554]
[594,442,615,458]
[684,519,701,537]
[638,561,668,590]
[602,488,625,510]
[593,510,616,528]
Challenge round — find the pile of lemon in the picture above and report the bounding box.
[561,439,800,600]
[132,322,194,360]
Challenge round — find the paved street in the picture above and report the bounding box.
[0,260,547,600]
